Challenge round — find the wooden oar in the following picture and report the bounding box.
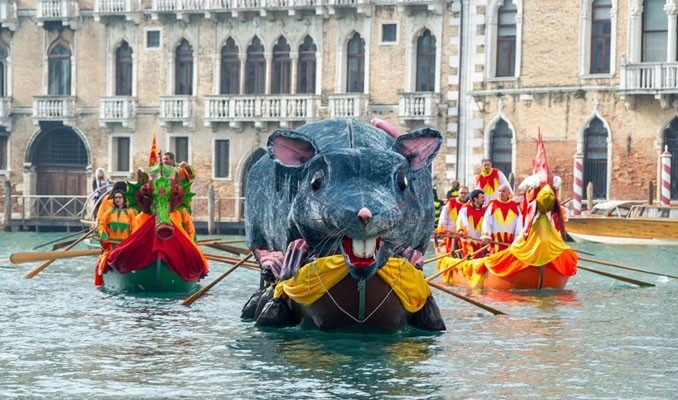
[20,228,96,278]
[426,244,490,283]
[577,265,655,287]
[203,254,260,271]
[31,229,88,250]
[12,249,101,265]
[203,253,260,269]
[423,249,462,266]
[579,256,678,280]
[181,252,253,306]
[197,238,246,246]
[53,237,90,250]
[203,242,250,255]
[428,281,506,315]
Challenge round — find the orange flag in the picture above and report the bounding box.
[149,133,158,167]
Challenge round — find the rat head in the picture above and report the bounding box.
[268,122,441,281]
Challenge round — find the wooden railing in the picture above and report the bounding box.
[1,194,243,221]
[13,195,88,220]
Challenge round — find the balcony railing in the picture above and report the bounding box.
[204,94,320,128]
[328,93,369,118]
[93,0,141,22]
[159,95,194,128]
[99,96,136,129]
[395,0,443,15]
[398,92,439,126]
[36,0,79,27]
[0,96,10,130]
[0,0,17,31]
[620,62,678,94]
[327,0,371,15]
[151,0,327,19]
[32,96,76,126]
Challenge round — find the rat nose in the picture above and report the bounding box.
[357,207,372,225]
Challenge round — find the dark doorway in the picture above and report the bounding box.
[29,125,89,217]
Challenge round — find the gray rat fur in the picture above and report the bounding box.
[245,118,441,281]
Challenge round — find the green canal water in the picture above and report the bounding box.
[1,231,676,399]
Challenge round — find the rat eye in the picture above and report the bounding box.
[396,168,409,192]
[310,170,324,191]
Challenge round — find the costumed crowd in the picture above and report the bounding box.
[433,157,568,260]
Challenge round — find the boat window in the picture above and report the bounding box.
[592,208,608,216]
[616,207,631,217]
[644,207,663,218]
[670,209,678,218]
[629,206,642,217]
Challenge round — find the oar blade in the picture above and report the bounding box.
[52,239,78,251]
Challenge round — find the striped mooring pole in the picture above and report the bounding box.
[572,152,584,216]
[661,146,672,206]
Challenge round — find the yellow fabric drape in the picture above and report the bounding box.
[274,255,431,313]
[436,214,578,287]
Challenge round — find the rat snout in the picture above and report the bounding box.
[357,207,372,225]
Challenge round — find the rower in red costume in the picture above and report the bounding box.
[481,184,522,254]
[456,189,487,259]
[475,158,513,205]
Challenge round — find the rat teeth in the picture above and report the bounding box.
[352,237,377,258]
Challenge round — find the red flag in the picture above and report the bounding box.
[532,128,553,187]
[149,133,158,167]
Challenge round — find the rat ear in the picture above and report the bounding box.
[393,128,442,171]
[268,130,318,166]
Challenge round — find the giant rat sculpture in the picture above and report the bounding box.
[243,118,445,332]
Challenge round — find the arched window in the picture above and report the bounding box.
[271,36,291,94]
[663,118,678,199]
[175,39,193,95]
[416,29,436,92]
[0,40,7,97]
[115,41,133,96]
[48,39,71,95]
[590,0,612,74]
[490,119,512,178]
[642,0,667,62]
[583,117,608,199]
[346,32,365,93]
[297,35,317,94]
[246,37,265,94]
[220,38,240,95]
[496,0,517,77]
